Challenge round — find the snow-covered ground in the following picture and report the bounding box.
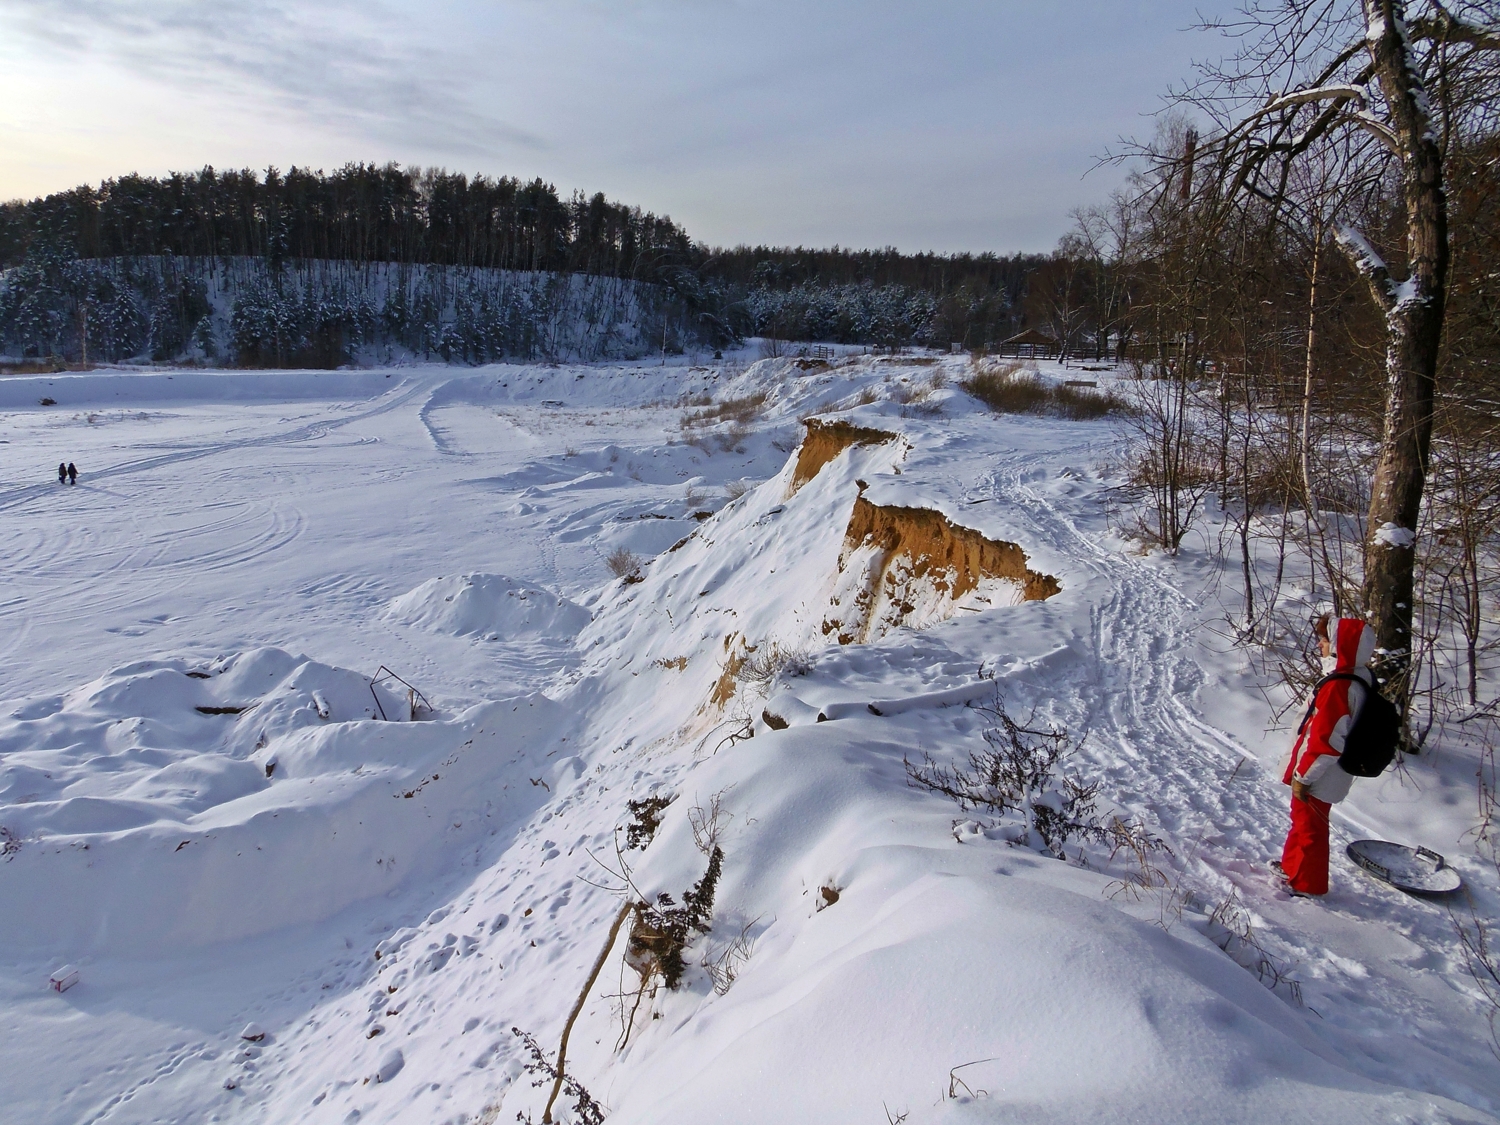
[0,354,1495,1124]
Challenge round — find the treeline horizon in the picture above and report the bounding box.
[0,163,1046,348]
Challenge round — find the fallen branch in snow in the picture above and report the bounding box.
[692,713,755,758]
[537,901,632,1124]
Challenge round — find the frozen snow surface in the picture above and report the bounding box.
[1,353,1497,1124]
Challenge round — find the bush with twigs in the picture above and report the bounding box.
[906,695,1165,861]
[736,642,815,690]
[510,1027,605,1125]
[605,546,643,583]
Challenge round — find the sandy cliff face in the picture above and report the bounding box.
[789,418,896,492]
[820,495,1060,644]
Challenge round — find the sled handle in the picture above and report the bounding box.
[1415,845,1446,869]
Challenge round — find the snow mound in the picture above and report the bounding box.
[0,647,408,837]
[386,574,590,641]
[590,719,1469,1125]
[0,648,569,953]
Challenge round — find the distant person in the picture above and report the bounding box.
[1278,613,1375,896]
[67,462,77,485]
[58,462,67,484]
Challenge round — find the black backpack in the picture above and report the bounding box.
[1295,671,1402,778]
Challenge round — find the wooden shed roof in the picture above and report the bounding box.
[1001,328,1058,346]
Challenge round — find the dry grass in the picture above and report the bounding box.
[716,421,751,454]
[737,642,815,689]
[605,546,643,582]
[680,393,767,456]
[701,917,759,996]
[961,367,1132,420]
[1,358,68,375]
[682,392,767,429]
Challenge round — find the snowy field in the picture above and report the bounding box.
[0,354,1496,1124]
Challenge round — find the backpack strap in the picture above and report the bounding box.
[1295,671,1361,737]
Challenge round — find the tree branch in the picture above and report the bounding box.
[1334,224,1398,311]
[1411,2,1500,50]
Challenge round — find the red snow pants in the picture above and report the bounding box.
[1281,793,1332,895]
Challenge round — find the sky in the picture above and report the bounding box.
[0,1,1228,254]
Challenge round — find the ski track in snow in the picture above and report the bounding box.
[0,355,1496,1124]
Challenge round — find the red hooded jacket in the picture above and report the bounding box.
[1281,617,1376,805]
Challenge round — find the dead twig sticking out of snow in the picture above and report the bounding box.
[946,1057,1003,1100]
[688,788,733,856]
[906,695,1167,860]
[691,712,756,760]
[369,665,432,721]
[1450,900,1500,1059]
[1451,720,1500,1058]
[701,915,762,996]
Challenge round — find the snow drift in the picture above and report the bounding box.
[386,575,591,642]
[0,648,569,954]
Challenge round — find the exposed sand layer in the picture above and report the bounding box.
[822,496,1061,643]
[789,418,896,492]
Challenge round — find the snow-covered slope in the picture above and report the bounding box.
[0,354,1496,1124]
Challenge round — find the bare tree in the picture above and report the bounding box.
[1173,0,1500,693]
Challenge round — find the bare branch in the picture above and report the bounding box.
[1412,2,1500,50]
[1333,224,1398,310]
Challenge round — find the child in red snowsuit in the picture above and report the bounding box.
[1280,615,1376,895]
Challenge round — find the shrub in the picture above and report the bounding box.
[906,696,1166,860]
[605,546,642,582]
[961,367,1132,420]
[627,845,723,989]
[624,794,673,850]
[737,642,815,689]
[510,1028,604,1125]
[682,392,767,429]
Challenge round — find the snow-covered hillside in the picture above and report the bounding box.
[0,354,1496,1124]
